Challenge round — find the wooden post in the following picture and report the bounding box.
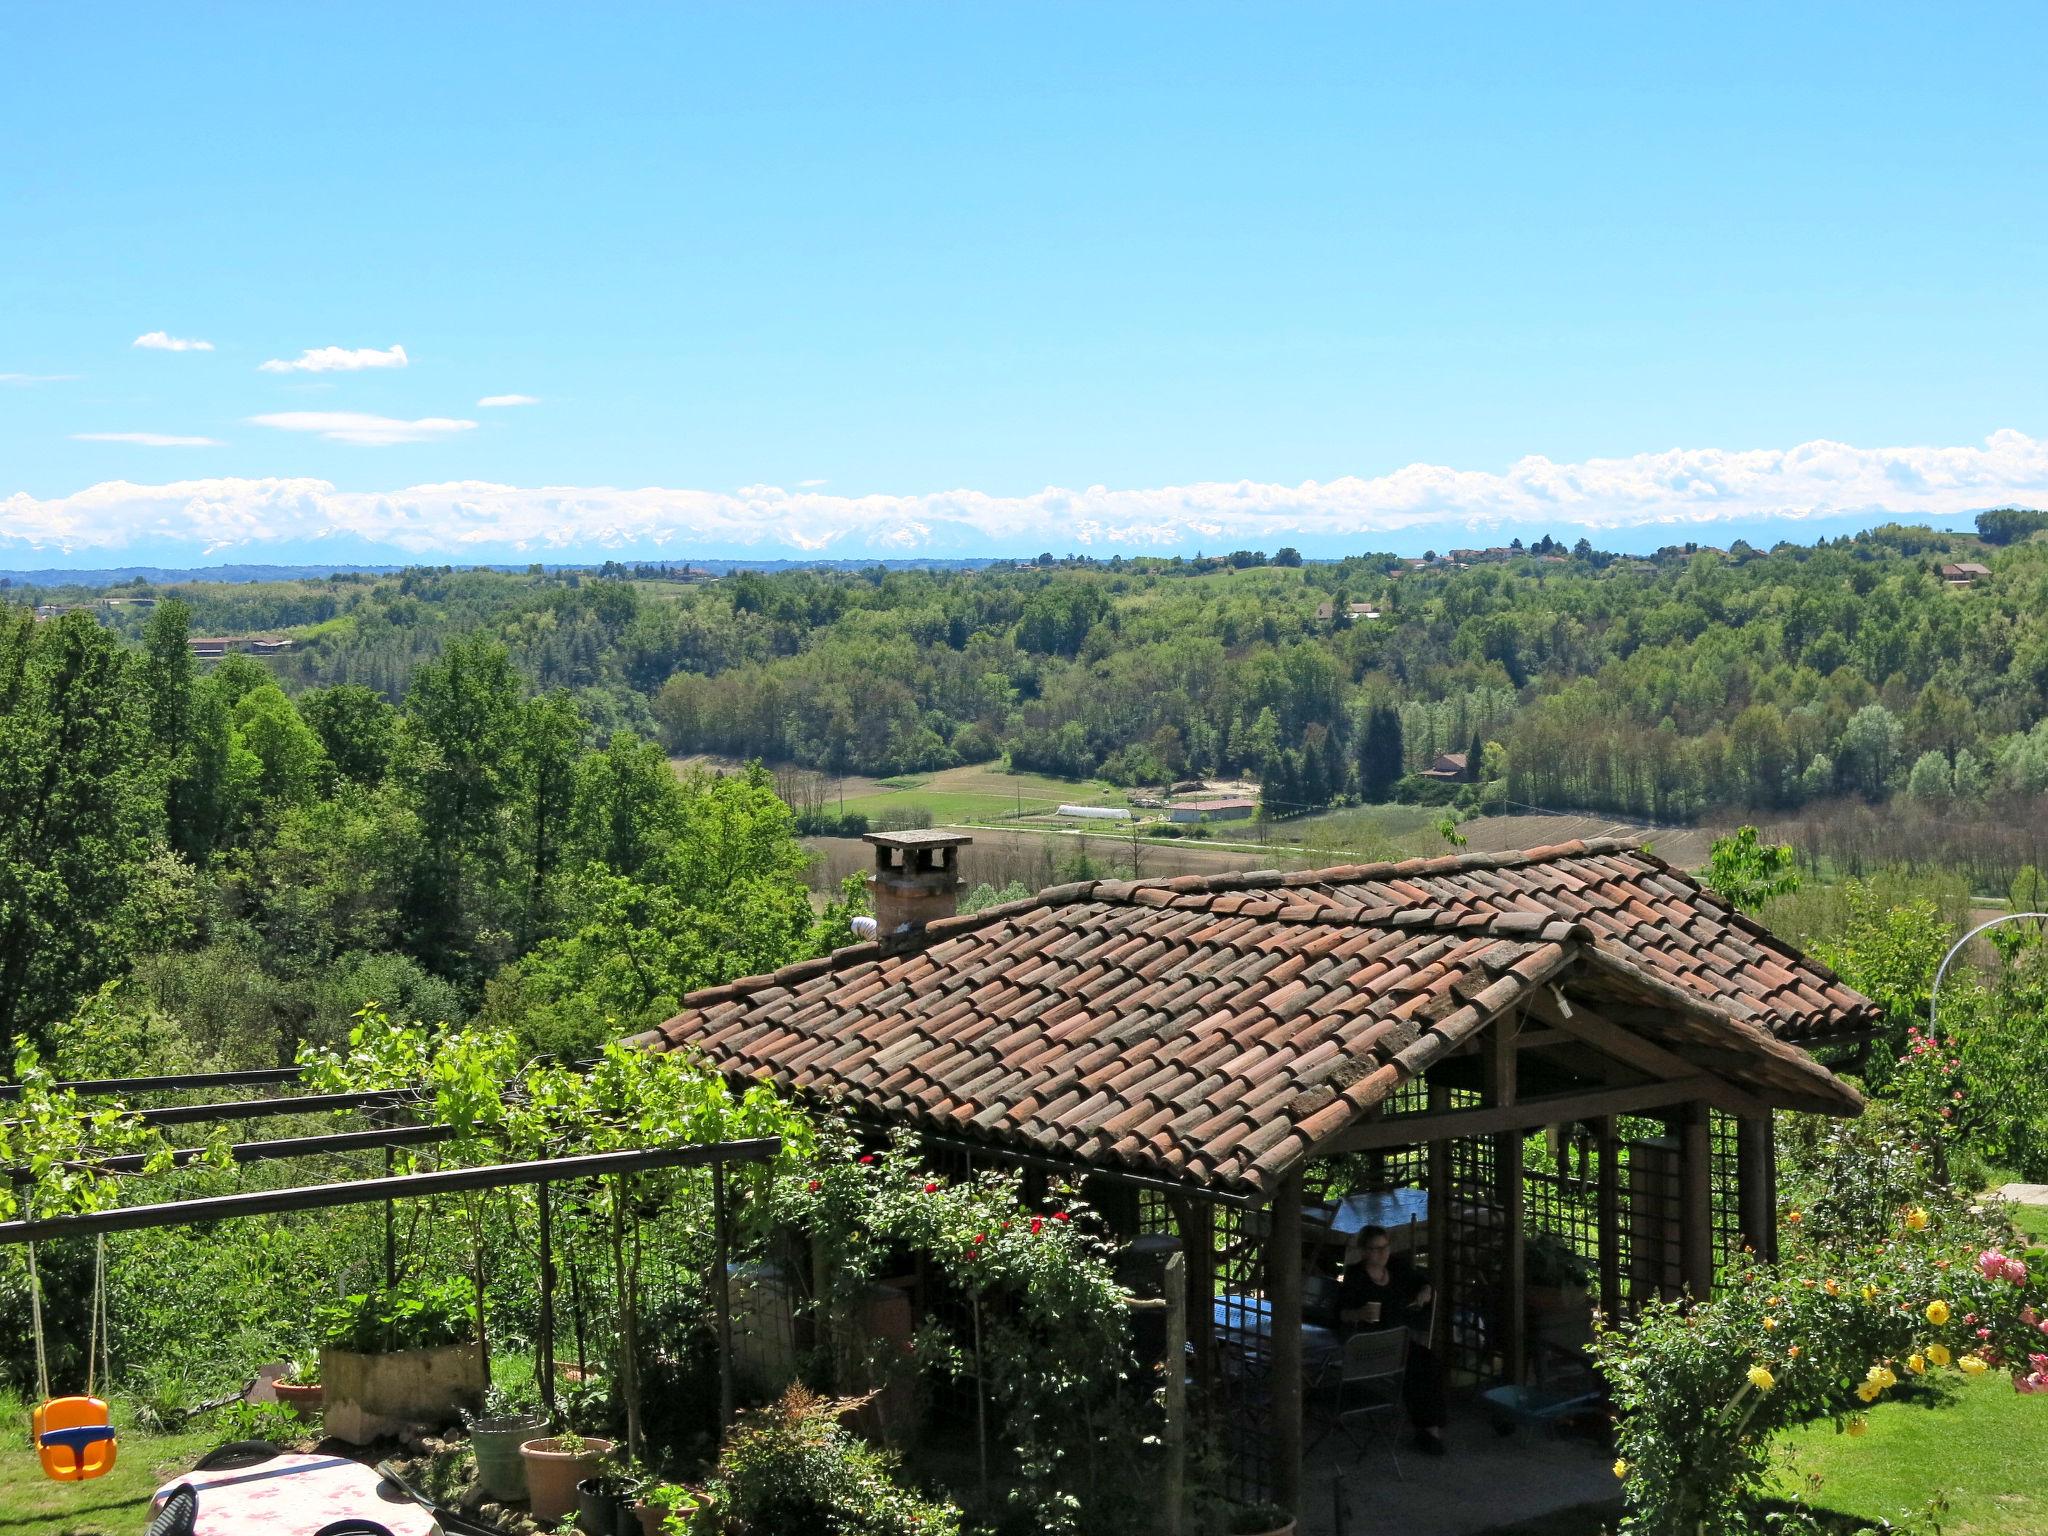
[713,1160,736,1430]
[1426,1080,1452,1358]
[537,1181,556,1415]
[1735,1113,1776,1263]
[1173,1197,1215,1413]
[1485,1016,1525,1385]
[1593,1117,1622,1321]
[1268,1169,1305,1514]
[1161,1250,1187,1536]
[1678,1104,1715,1302]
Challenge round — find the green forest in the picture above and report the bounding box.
[5,508,2047,1080]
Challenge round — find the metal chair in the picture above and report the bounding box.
[144,1484,198,1536]
[1336,1327,1409,1478]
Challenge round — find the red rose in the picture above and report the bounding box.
[1052,1211,1069,1223]
[1030,1218,1044,1235]
[858,1155,875,1164]
[973,1233,987,1245]
[807,1180,821,1192]
[923,1182,938,1194]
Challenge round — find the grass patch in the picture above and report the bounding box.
[2011,1202,2048,1244]
[838,766,1133,826]
[1774,1374,2048,1534]
[0,1394,212,1535]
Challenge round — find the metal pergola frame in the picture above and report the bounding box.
[0,1066,779,1430]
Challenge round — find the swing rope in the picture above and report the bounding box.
[26,1243,49,1406]
[85,1235,106,1401]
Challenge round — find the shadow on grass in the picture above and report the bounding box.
[1474,1501,1623,1536]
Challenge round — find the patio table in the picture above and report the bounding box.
[1213,1294,1345,1375]
[151,1453,442,1536]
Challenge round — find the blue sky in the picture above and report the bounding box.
[4,2,2047,564]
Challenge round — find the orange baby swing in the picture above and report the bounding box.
[27,1237,119,1482]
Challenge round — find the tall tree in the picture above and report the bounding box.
[0,613,158,1049]
[1357,702,1405,802]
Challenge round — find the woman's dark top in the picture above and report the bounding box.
[1336,1255,1433,1331]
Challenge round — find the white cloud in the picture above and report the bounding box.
[72,432,224,447]
[0,373,78,385]
[6,429,2048,559]
[258,344,408,374]
[249,412,477,447]
[133,331,214,353]
[797,478,829,488]
[477,393,539,408]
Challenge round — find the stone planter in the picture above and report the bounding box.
[319,1342,486,1445]
[520,1436,614,1523]
[470,1411,549,1502]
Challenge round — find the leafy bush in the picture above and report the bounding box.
[706,1385,961,1536]
[317,1277,478,1353]
[1597,1136,2048,1534]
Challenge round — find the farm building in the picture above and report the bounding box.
[1420,752,1470,782]
[1057,804,1133,821]
[1167,797,1256,823]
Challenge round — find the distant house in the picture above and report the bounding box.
[1419,751,1470,782]
[1057,804,1132,822]
[1940,562,1991,587]
[187,635,292,658]
[1167,797,1256,823]
[1314,601,1335,620]
[1346,602,1381,619]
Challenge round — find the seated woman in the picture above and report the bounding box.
[1336,1224,1449,1455]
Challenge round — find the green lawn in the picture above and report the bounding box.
[838,765,1134,826]
[2012,1202,2047,1244]
[1775,1374,2048,1534]
[0,1396,212,1535]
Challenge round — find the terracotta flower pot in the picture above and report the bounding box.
[519,1436,614,1522]
[271,1380,325,1420]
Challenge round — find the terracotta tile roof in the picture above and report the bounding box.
[636,839,1871,1195]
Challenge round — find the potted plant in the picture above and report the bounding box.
[521,1427,616,1524]
[316,1277,487,1445]
[574,1446,647,1535]
[1226,1503,1295,1536]
[632,1482,704,1536]
[465,1384,550,1504]
[271,1357,324,1420]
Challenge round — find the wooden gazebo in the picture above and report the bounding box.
[635,838,1875,1507]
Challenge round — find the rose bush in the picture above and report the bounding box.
[1595,1179,2048,1534]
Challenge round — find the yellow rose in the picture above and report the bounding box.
[1856,1383,1880,1402]
[1846,1417,1868,1437]
[1925,1299,1950,1326]
[1870,1366,1897,1391]
[1927,1343,1951,1368]
[1906,1354,1926,1375]
[1861,1284,1880,1305]
[1747,1365,1776,1392]
[1762,1316,1778,1331]
[1824,1278,1841,1297]
[1960,1355,1989,1375]
[1904,1207,1929,1231]
[1613,1459,1629,1480]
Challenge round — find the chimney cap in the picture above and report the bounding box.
[862,830,974,851]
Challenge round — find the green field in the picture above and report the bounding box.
[836,765,1141,826]
[0,1395,213,1535]
[1774,1373,2048,1534]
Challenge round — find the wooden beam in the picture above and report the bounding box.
[1485,1014,1526,1386]
[1268,1169,1305,1513]
[1677,1105,1715,1302]
[1736,1113,1776,1263]
[1594,1116,1622,1320]
[1320,1075,1724,1153]
[1426,1080,1452,1359]
[1528,989,1777,1121]
[1172,1196,1216,1414]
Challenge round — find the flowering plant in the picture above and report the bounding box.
[1595,1189,2047,1533]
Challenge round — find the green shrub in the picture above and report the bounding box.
[707,1385,961,1536]
[317,1277,477,1354]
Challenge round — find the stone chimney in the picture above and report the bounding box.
[864,830,971,939]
